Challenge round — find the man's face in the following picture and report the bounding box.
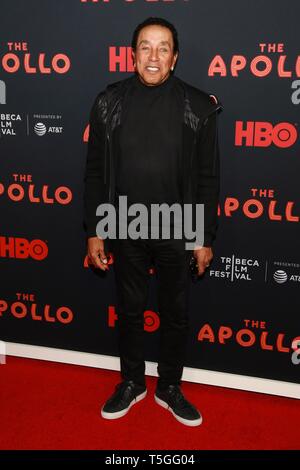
[132,24,178,86]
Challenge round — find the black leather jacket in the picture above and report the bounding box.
[83,73,223,246]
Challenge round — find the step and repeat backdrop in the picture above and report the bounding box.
[1,0,300,396]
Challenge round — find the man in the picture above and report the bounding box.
[83,17,222,427]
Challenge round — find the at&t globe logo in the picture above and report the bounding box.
[273,270,288,284]
[34,122,47,136]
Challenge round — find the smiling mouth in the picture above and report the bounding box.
[146,66,160,72]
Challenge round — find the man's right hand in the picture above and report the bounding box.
[87,237,109,271]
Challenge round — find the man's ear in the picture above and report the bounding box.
[132,50,136,67]
[173,52,178,69]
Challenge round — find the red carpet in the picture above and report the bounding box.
[0,356,299,450]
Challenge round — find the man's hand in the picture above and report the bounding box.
[193,246,213,276]
[87,237,109,271]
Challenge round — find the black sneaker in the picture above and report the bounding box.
[101,380,147,420]
[154,385,202,427]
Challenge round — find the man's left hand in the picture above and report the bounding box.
[193,246,213,276]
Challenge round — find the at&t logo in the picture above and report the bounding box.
[273,270,288,284]
[34,122,47,136]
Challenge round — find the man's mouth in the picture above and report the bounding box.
[145,66,160,72]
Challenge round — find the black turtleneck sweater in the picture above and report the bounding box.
[115,73,184,217]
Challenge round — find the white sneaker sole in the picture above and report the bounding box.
[101,389,147,420]
[154,394,203,427]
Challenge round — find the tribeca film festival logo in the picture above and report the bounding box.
[208,43,300,106]
[219,188,299,223]
[209,255,261,282]
[0,113,24,136]
[0,113,63,137]
[0,174,73,205]
[95,195,204,250]
[210,256,300,284]
[1,42,71,75]
[0,293,74,324]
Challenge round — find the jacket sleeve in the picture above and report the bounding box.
[196,109,221,247]
[83,92,107,238]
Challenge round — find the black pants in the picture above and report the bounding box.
[110,236,192,390]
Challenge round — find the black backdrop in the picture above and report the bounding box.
[1,0,300,393]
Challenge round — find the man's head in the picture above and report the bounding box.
[131,17,179,87]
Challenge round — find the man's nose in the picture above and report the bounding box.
[149,50,159,61]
